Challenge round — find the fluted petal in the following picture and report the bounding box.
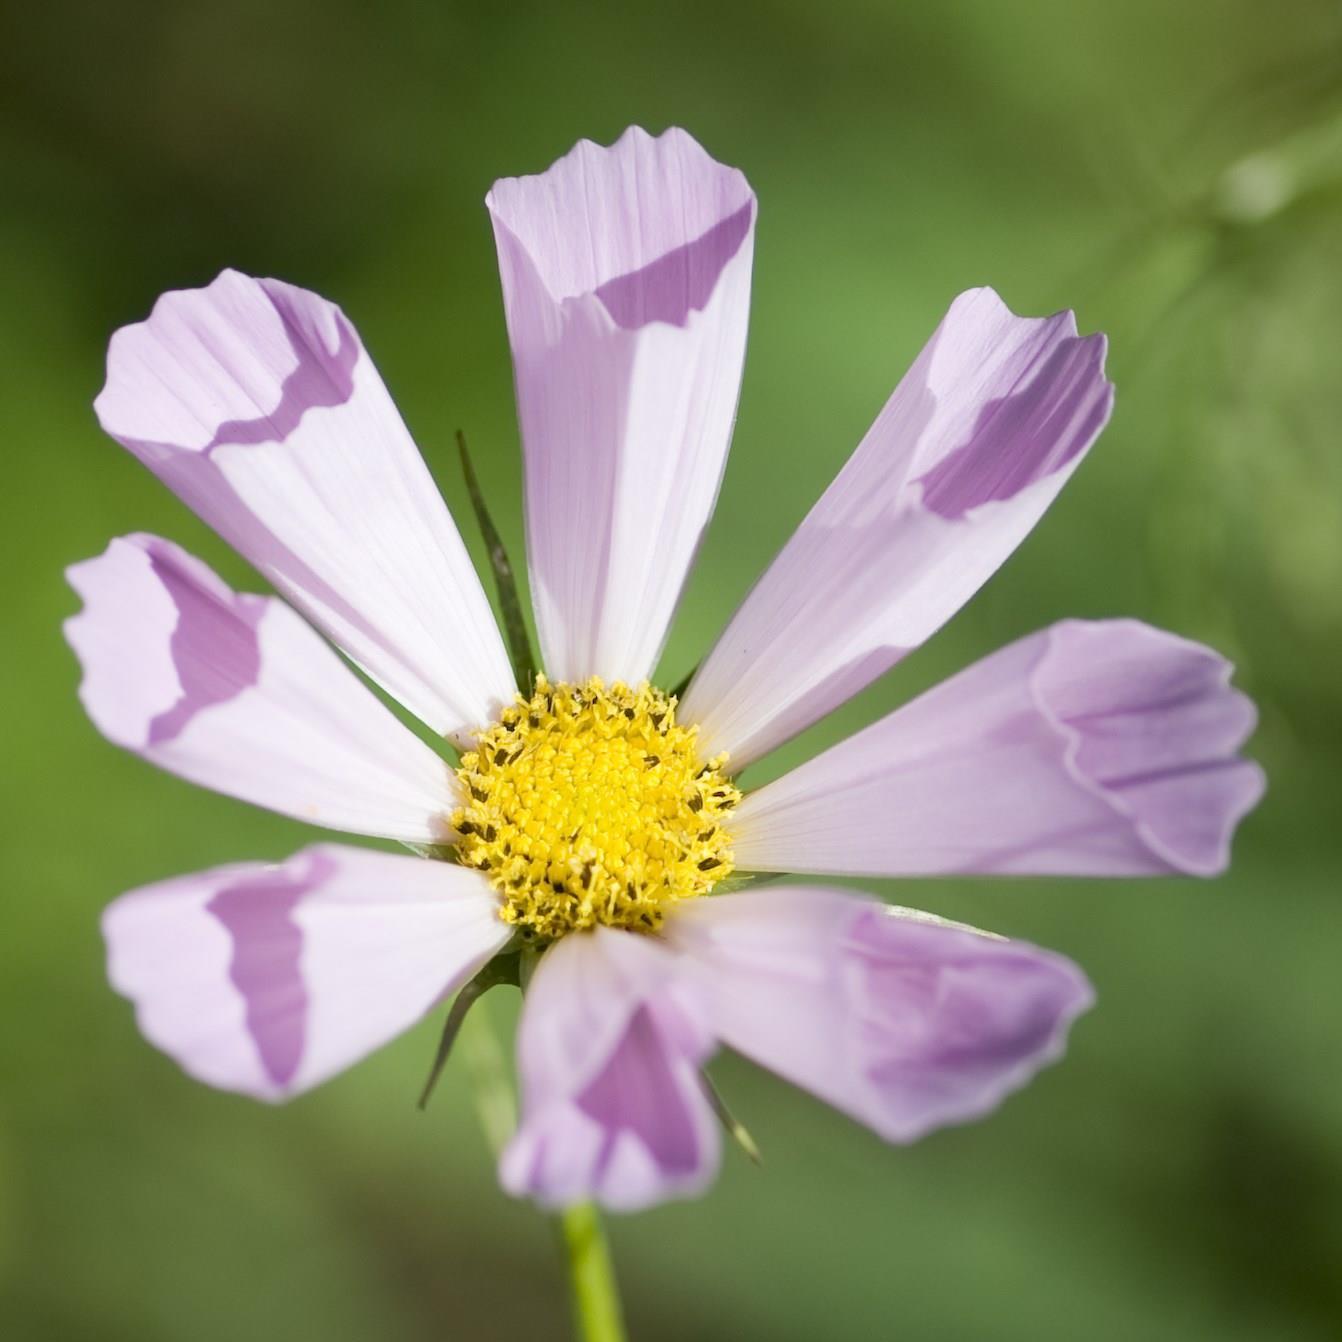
[732,619,1264,878]
[665,887,1093,1142]
[66,535,460,843]
[489,126,755,684]
[95,269,514,743]
[682,288,1113,768]
[104,846,509,1100]
[500,927,719,1212]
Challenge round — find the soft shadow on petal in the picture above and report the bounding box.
[65,534,460,843]
[665,887,1093,1143]
[500,928,720,1212]
[732,619,1263,878]
[682,288,1113,768]
[488,127,755,685]
[104,846,509,1100]
[94,270,514,743]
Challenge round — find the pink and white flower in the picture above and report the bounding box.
[67,127,1263,1212]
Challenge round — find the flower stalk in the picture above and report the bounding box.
[559,1202,627,1342]
[453,980,628,1342]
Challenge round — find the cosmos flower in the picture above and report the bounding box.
[66,127,1264,1212]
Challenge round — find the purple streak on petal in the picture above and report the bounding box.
[595,201,754,329]
[111,281,377,701]
[667,888,1093,1145]
[500,928,720,1211]
[681,289,1115,769]
[145,544,263,746]
[105,846,509,1101]
[915,334,1110,519]
[206,854,336,1087]
[95,269,515,740]
[1033,620,1265,876]
[577,1004,706,1180]
[115,445,404,716]
[205,287,359,448]
[844,906,1090,1124]
[487,127,756,685]
[732,619,1263,880]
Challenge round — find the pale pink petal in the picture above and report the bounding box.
[681,288,1114,767]
[732,619,1264,878]
[94,270,513,743]
[499,927,719,1212]
[488,126,755,683]
[66,535,458,843]
[104,845,509,1100]
[665,887,1093,1142]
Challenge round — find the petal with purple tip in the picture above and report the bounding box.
[66,535,459,843]
[104,846,509,1100]
[682,288,1114,768]
[731,619,1264,878]
[488,126,755,684]
[665,887,1093,1143]
[94,269,514,743]
[500,927,720,1212]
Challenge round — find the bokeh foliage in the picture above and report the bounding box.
[3,1,1341,1337]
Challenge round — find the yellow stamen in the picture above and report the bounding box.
[453,675,738,941]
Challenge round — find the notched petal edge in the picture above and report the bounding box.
[1031,619,1266,876]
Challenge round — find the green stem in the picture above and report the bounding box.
[558,1202,627,1342]
[456,974,628,1342]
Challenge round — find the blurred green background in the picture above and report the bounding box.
[4,1,1342,1338]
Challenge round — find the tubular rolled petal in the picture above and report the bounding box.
[94,269,514,742]
[500,928,720,1212]
[682,288,1114,767]
[103,846,510,1100]
[488,126,756,685]
[65,535,460,843]
[665,887,1094,1143]
[732,619,1265,878]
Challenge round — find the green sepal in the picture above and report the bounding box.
[457,429,538,690]
[400,841,460,862]
[417,948,521,1109]
[701,1069,763,1166]
[667,662,699,700]
[709,869,781,895]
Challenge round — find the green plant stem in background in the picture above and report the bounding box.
[458,1002,518,1157]
[558,1202,627,1342]
[458,998,628,1342]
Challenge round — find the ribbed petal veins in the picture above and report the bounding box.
[103,846,510,1100]
[732,619,1264,877]
[65,535,460,843]
[488,126,756,685]
[94,269,514,743]
[682,288,1114,767]
[664,888,1094,1142]
[500,928,720,1212]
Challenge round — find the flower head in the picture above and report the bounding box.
[67,127,1264,1211]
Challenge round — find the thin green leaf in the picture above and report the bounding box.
[701,1070,763,1166]
[418,951,520,1109]
[457,429,537,689]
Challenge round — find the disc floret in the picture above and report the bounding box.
[453,676,739,940]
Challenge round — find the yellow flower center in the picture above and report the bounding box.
[453,675,739,941]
